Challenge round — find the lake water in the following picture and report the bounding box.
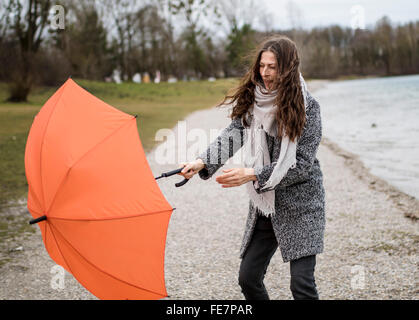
[314,74,419,200]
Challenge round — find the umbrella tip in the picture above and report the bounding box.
[29,215,47,225]
[134,115,138,118]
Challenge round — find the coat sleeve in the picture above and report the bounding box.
[253,94,322,193]
[197,117,245,180]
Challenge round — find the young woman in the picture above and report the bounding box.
[178,35,326,300]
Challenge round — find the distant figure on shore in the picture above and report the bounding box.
[142,72,150,83]
[133,73,142,83]
[154,70,161,83]
[178,35,326,300]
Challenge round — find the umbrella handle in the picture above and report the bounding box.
[155,168,190,187]
[175,178,189,187]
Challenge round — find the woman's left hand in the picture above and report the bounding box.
[215,168,257,188]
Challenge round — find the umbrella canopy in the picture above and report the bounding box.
[24,78,174,299]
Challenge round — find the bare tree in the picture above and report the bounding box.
[214,0,261,36]
[285,0,306,55]
[168,0,219,78]
[135,4,172,78]
[0,2,11,81]
[103,0,148,81]
[6,0,52,101]
[256,3,275,34]
[375,16,394,75]
[154,0,182,77]
[54,0,111,80]
[0,2,8,44]
[286,0,304,30]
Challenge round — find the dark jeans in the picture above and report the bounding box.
[238,215,319,300]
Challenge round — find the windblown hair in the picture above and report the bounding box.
[219,35,306,142]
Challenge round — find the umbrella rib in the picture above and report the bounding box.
[45,116,136,215]
[47,217,76,282]
[47,208,174,222]
[39,80,70,213]
[48,222,167,299]
[27,207,50,253]
[28,206,43,216]
[27,188,43,215]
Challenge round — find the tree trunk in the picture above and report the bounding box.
[7,81,32,102]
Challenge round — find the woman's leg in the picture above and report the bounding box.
[238,216,278,300]
[289,255,319,300]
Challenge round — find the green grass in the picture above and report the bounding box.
[0,78,238,209]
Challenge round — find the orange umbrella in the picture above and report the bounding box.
[24,78,187,300]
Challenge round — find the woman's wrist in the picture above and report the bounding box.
[195,158,206,171]
[245,168,257,182]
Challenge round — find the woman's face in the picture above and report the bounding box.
[259,51,278,90]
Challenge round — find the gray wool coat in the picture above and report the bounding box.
[197,91,326,263]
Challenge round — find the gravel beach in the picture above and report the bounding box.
[0,80,417,300]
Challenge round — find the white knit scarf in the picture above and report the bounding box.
[242,73,309,217]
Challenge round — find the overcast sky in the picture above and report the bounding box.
[258,0,419,30]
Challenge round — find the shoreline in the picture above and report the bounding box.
[307,78,418,221]
[321,137,418,221]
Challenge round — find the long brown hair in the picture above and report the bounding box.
[219,35,306,142]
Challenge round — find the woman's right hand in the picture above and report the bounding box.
[178,158,205,179]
